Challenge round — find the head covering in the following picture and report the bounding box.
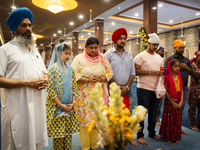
[6,7,33,32]
[148,33,160,43]
[156,46,164,52]
[173,40,184,47]
[164,59,183,104]
[112,28,127,44]
[190,50,200,64]
[47,42,73,118]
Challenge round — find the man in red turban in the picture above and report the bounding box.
[105,28,137,145]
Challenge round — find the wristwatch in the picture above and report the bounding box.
[126,85,129,91]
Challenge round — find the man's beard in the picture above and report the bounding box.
[117,43,125,49]
[176,50,184,56]
[15,31,35,49]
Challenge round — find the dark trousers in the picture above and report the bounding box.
[137,88,161,138]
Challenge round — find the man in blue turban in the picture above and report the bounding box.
[0,7,48,149]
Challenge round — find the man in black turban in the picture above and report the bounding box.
[0,7,49,149]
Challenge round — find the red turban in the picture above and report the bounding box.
[112,28,127,44]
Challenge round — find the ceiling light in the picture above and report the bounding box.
[40,44,43,46]
[111,22,115,25]
[130,31,133,34]
[11,6,16,10]
[81,35,84,38]
[79,15,83,18]
[70,22,74,25]
[118,7,120,9]
[158,4,163,7]
[169,20,173,23]
[152,7,157,10]
[135,13,139,16]
[196,12,200,16]
[53,34,57,36]
[32,0,78,14]
[58,30,62,33]
[186,26,188,27]
[85,25,87,27]
[88,33,91,35]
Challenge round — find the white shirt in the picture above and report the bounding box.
[0,38,48,150]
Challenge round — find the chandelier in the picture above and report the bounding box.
[32,0,78,14]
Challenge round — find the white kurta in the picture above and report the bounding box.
[0,38,48,150]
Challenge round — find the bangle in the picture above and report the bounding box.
[126,85,129,91]
[149,71,151,75]
[25,79,27,86]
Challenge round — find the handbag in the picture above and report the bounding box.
[155,77,166,99]
[122,94,129,110]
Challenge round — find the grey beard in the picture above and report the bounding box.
[15,35,36,49]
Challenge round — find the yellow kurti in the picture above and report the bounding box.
[46,65,79,138]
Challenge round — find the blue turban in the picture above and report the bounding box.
[6,7,33,32]
[157,46,164,52]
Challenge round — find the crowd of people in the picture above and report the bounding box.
[0,7,200,150]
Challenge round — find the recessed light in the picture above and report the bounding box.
[152,7,157,10]
[79,15,83,19]
[88,33,91,35]
[81,35,84,38]
[158,4,163,7]
[85,25,87,27]
[186,26,188,27]
[135,13,139,16]
[58,30,62,33]
[196,12,200,16]
[118,7,120,9]
[111,22,115,25]
[130,31,133,34]
[40,44,43,46]
[70,22,74,25]
[169,20,173,23]
[53,34,57,36]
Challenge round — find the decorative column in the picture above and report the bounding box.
[45,46,51,68]
[72,31,79,56]
[143,0,158,34]
[95,18,104,53]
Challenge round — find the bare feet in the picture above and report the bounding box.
[176,140,180,143]
[138,138,147,145]
[156,121,161,126]
[152,135,162,141]
[181,129,188,135]
[191,126,200,132]
[129,139,138,146]
[167,140,173,143]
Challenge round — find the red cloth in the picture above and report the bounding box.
[112,28,127,44]
[159,60,183,142]
[122,94,129,110]
[159,92,182,142]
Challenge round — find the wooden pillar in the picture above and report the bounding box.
[72,31,79,56]
[143,0,158,34]
[50,43,55,56]
[45,47,51,68]
[59,39,64,43]
[95,18,104,53]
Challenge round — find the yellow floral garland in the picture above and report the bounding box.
[138,27,148,50]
